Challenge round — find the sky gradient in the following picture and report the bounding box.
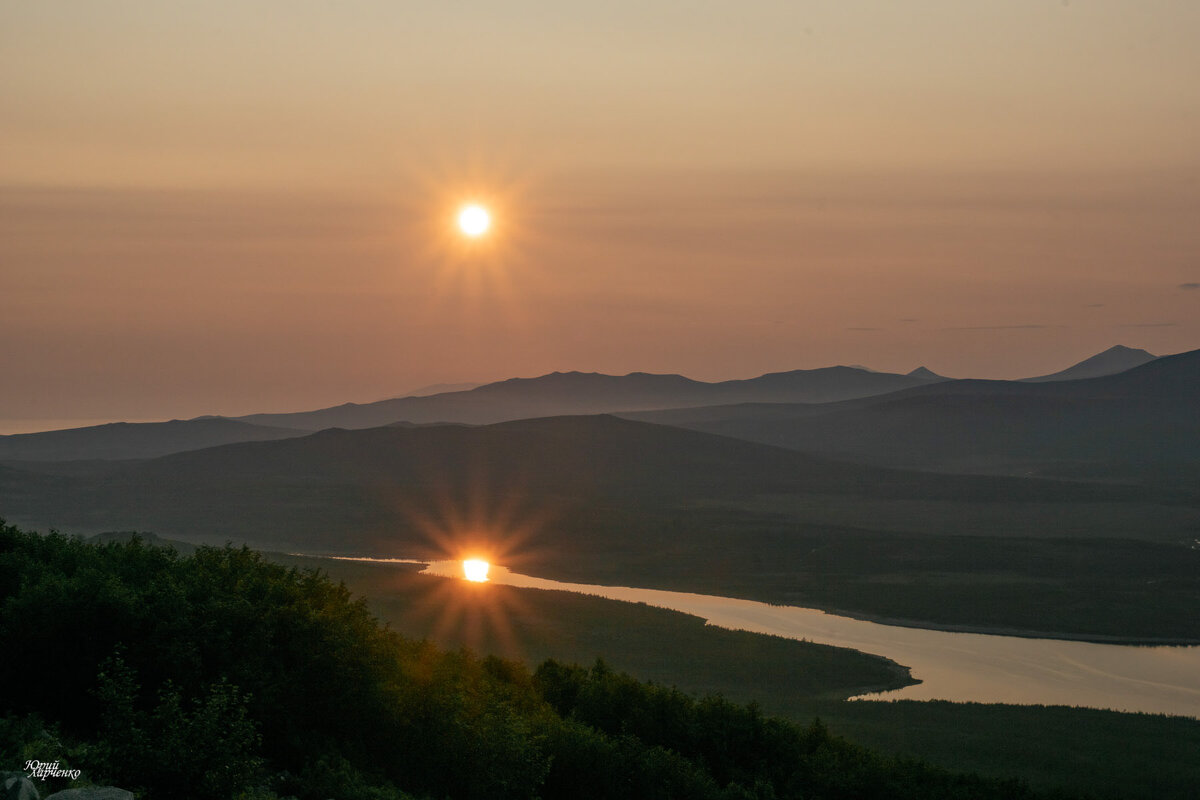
[2,2,1198,428]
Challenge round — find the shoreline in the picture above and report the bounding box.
[796,605,1200,648]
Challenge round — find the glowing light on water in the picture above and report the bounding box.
[462,558,490,582]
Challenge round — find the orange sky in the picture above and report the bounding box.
[2,2,1198,426]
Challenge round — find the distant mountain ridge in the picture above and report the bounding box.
[0,418,308,462]
[402,381,482,397]
[0,345,1171,463]
[235,366,947,431]
[231,345,1158,433]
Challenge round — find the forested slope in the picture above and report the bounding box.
[1,520,1059,800]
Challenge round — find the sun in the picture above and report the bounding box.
[457,204,491,238]
[462,558,490,582]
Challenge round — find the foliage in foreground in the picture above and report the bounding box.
[0,519,1066,799]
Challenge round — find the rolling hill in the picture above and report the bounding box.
[3,413,1197,640]
[0,412,1183,550]
[0,417,308,461]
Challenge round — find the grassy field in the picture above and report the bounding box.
[277,553,1200,800]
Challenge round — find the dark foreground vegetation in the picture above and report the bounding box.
[284,554,1200,800]
[273,554,915,702]
[2,521,1073,800]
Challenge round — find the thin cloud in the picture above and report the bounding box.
[940,324,1066,331]
[1116,322,1178,328]
[1180,283,1200,290]
[846,327,881,331]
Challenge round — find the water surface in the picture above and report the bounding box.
[420,560,1200,718]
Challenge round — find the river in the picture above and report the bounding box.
[416,560,1200,718]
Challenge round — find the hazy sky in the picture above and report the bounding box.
[2,2,1198,427]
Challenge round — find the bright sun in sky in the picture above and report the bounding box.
[457,204,491,238]
[462,558,490,582]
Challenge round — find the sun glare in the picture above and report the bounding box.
[462,558,490,582]
[457,204,491,238]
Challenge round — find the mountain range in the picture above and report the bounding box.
[234,365,948,431]
[2,346,1195,642]
[626,348,1199,483]
[0,345,1162,462]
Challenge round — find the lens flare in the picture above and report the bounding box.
[462,558,490,582]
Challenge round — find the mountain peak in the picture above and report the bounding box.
[906,366,945,380]
[1022,345,1157,383]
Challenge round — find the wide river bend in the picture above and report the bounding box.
[414,560,1200,718]
[306,556,1200,718]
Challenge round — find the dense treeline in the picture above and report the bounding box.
[0,520,1069,799]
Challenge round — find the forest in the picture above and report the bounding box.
[1,520,1065,800]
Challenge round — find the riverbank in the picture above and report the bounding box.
[778,604,1200,647]
[414,560,1200,717]
[515,529,1200,645]
[513,559,1200,646]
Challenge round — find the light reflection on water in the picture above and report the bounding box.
[420,560,1200,718]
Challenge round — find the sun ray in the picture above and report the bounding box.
[383,148,565,346]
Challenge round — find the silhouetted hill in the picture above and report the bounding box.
[0,414,1145,554]
[86,529,197,554]
[887,346,1198,401]
[1070,346,1200,397]
[1021,345,1157,382]
[235,367,946,431]
[627,348,1200,483]
[0,417,308,461]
